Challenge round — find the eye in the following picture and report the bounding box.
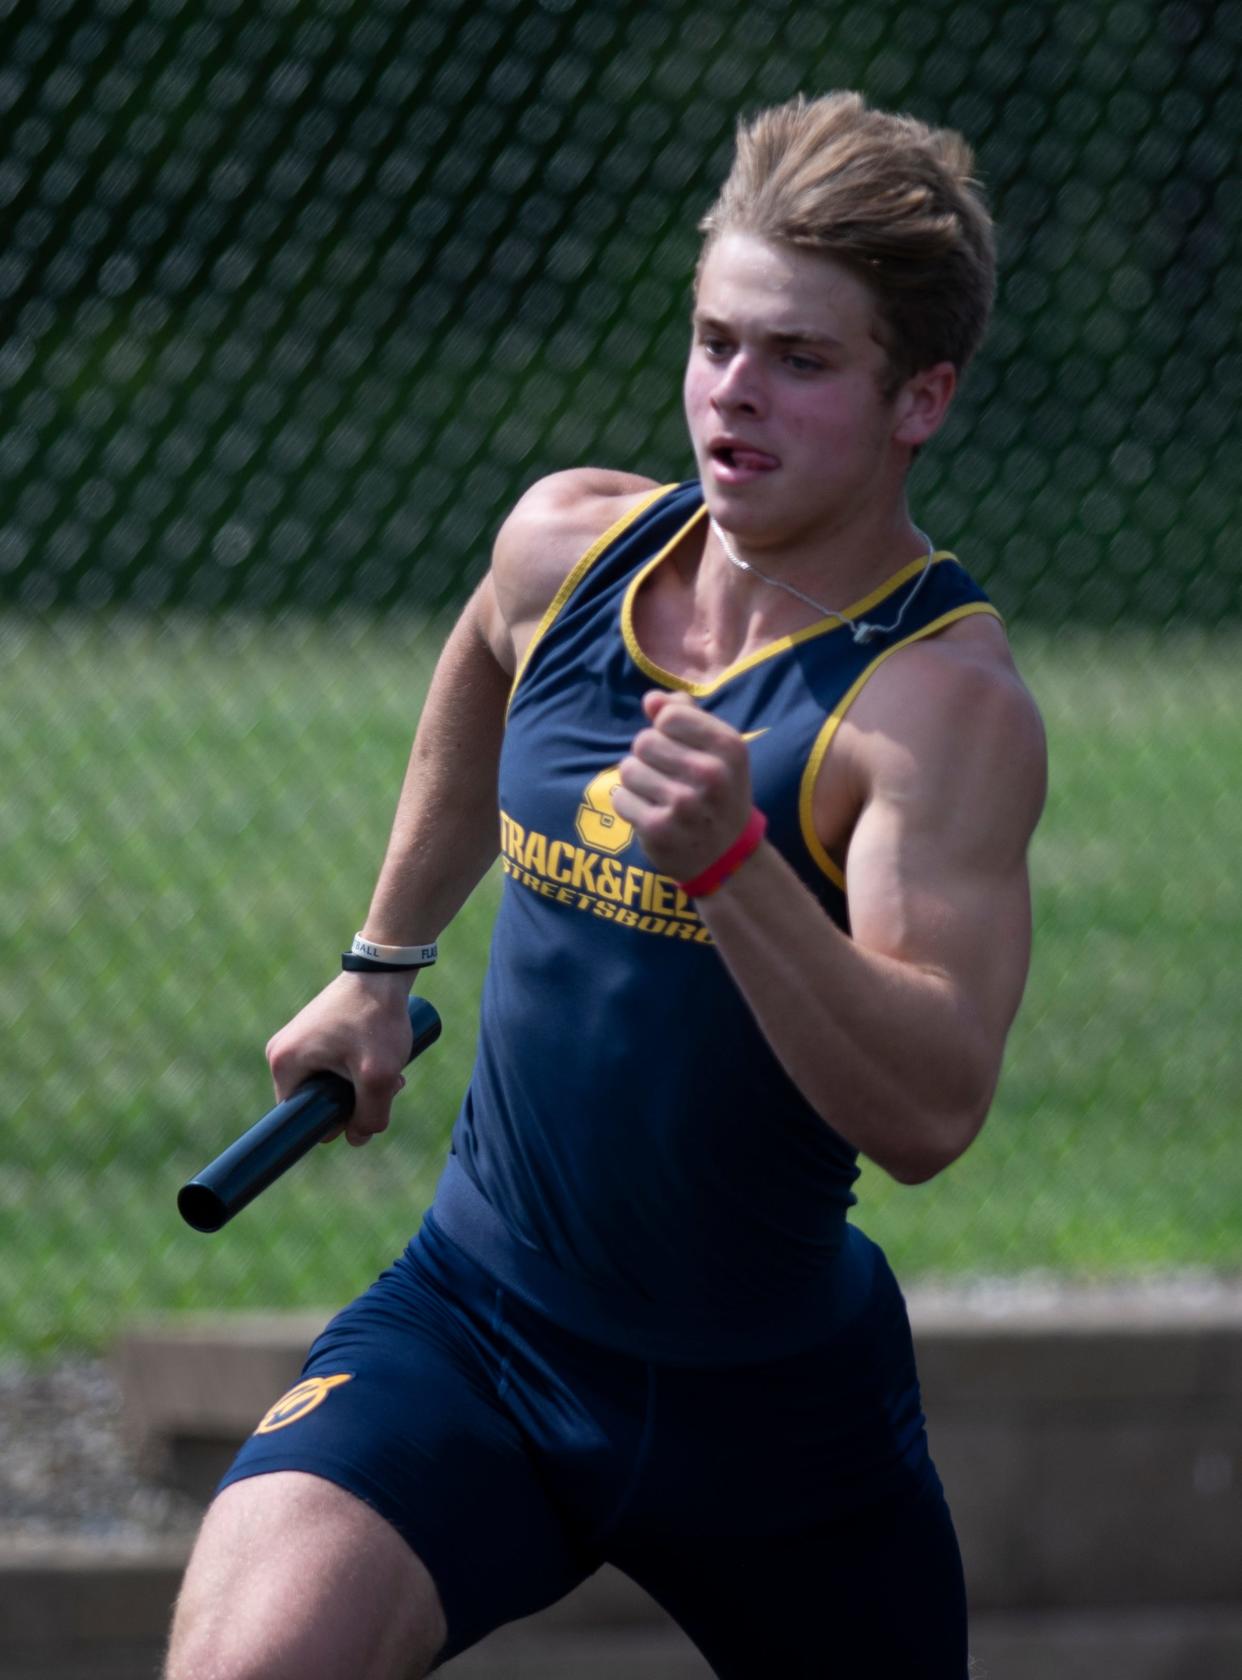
[784,353,824,374]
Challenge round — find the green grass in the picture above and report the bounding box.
[4,615,1241,1355]
[860,627,1242,1277]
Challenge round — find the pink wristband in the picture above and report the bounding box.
[679,807,768,899]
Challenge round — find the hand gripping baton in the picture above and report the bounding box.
[177,996,441,1233]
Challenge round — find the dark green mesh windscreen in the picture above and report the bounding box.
[3,0,1236,620]
[5,0,1240,1353]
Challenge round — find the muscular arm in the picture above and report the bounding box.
[266,466,657,1144]
[360,580,512,950]
[613,629,1046,1183]
[263,579,510,1145]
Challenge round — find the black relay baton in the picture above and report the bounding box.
[177,996,441,1233]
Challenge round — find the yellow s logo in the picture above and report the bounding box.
[575,766,633,854]
[255,1373,354,1434]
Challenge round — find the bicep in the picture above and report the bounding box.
[845,795,1034,1048]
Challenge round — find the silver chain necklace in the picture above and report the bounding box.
[710,518,936,646]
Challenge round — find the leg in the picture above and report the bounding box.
[605,1236,968,1675]
[164,1235,596,1674]
[166,1471,446,1680]
[616,1469,968,1679]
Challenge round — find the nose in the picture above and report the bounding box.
[711,350,764,417]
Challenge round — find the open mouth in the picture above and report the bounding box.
[710,443,779,474]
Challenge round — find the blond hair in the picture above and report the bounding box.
[699,93,996,390]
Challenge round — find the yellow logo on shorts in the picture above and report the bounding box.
[575,765,633,854]
[255,1373,354,1434]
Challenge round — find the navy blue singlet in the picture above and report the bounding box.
[428,481,998,1364]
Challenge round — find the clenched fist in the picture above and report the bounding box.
[611,690,754,882]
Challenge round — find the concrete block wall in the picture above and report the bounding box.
[913,1277,1242,1615]
[5,1278,1240,1677]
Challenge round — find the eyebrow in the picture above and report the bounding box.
[692,312,845,351]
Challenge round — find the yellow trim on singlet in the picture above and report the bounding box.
[621,517,961,697]
[507,482,676,712]
[798,600,1005,890]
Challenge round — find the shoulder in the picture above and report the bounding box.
[478,468,663,672]
[494,468,663,621]
[881,615,1043,749]
[834,614,1046,862]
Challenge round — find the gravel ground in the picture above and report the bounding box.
[0,1359,201,1548]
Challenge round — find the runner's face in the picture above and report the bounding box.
[684,232,904,546]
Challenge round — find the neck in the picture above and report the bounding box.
[705,500,931,614]
[639,501,936,679]
[709,516,935,644]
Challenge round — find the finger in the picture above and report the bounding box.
[343,1064,405,1147]
[640,690,740,761]
[617,743,734,827]
[346,1090,400,1145]
[265,1030,298,1104]
[616,753,682,810]
[609,781,684,863]
[268,1046,347,1107]
[608,784,643,827]
[631,727,723,790]
[652,701,740,756]
[642,688,696,723]
[345,1110,385,1147]
[325,1073,405,1148]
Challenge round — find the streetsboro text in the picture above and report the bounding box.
[499,811,714,943]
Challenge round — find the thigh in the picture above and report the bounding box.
[606,1236,966,1674]
[618,1469,968,1680]
[212,1249,595,1661]
[167,1470,445,1680]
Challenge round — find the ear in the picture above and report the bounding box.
[892,361,957,448]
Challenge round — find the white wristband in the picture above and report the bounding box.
[351,934,438,967]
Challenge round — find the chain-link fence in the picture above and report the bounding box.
[4,0,1240,1355]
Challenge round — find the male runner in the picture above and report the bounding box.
[167,92,1045,1677]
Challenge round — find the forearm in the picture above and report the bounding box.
[266,604,509,1137]
[697,844,996,1182]
[362,603,511,944]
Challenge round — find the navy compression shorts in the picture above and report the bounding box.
[218,1215,967,1675]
